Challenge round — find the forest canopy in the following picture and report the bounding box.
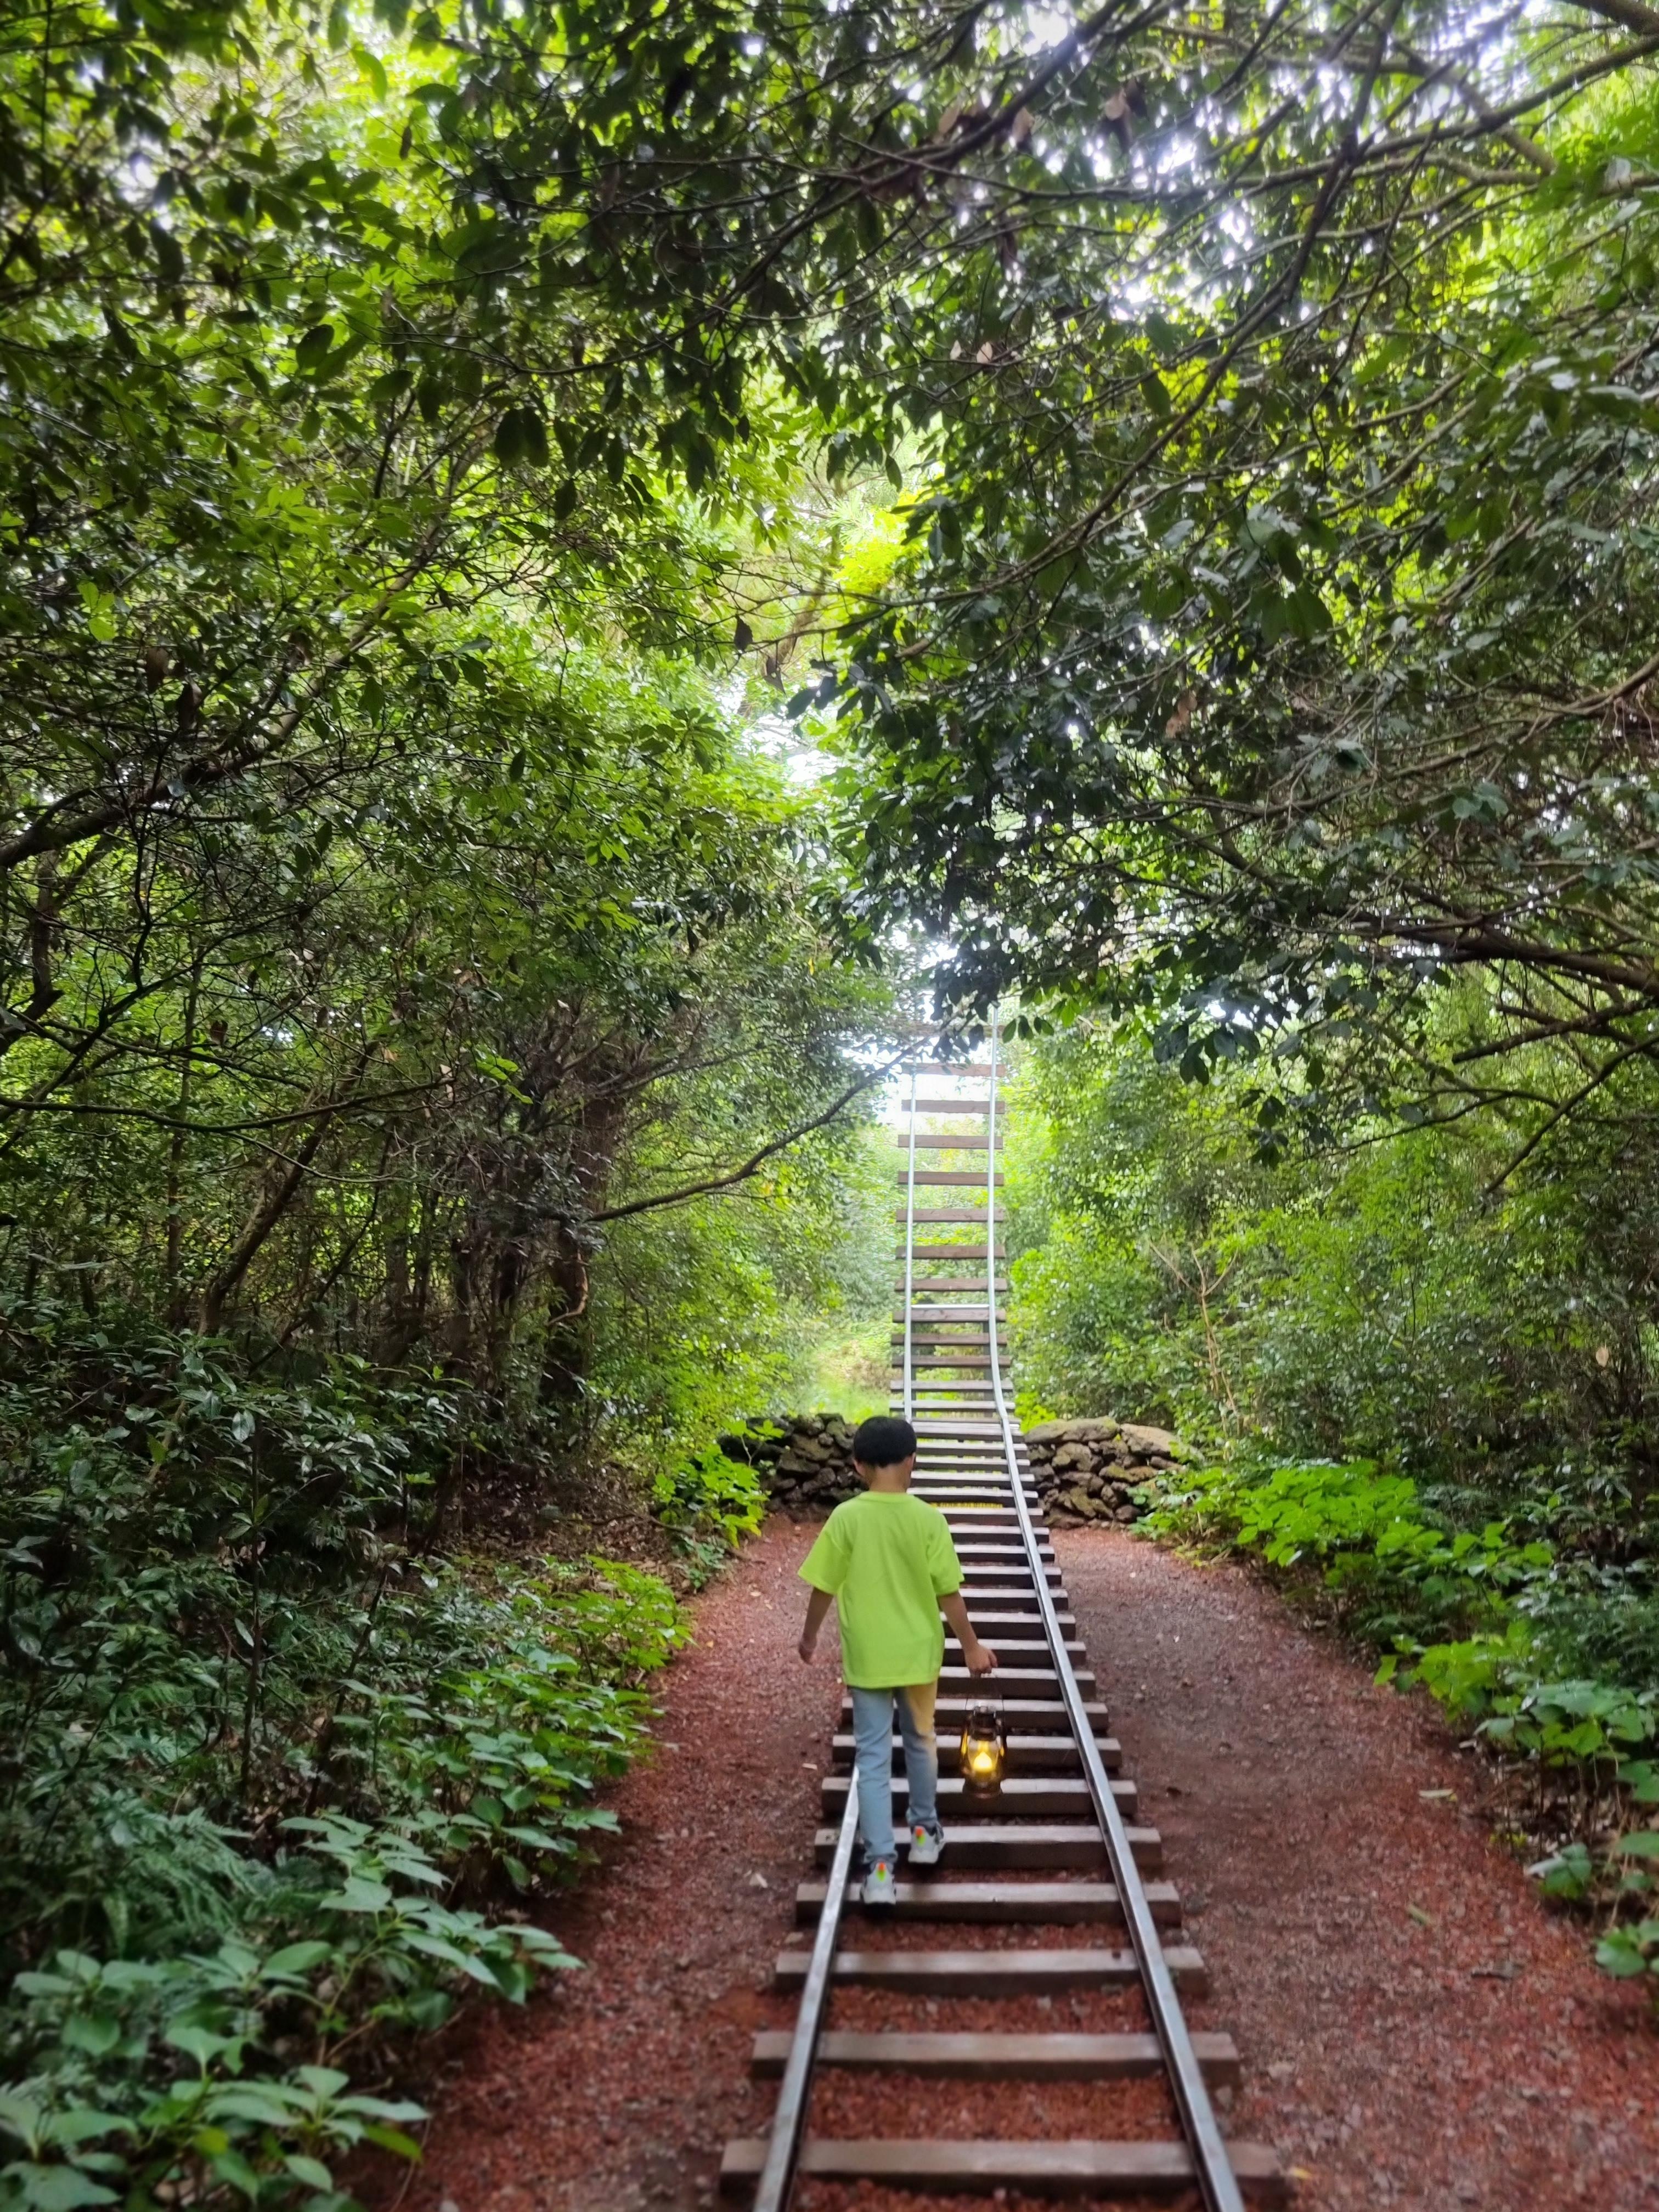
[827,0,1659,1171]
[10,0,1659,1192]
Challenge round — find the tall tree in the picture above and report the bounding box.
[827,8,1659,1153]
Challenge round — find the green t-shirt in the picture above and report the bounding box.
[799,1489,963,1689]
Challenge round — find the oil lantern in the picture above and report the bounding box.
[958,1699,1006,1802]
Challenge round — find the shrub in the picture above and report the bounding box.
[0,1316,685,2211]
[0,1815,573,2212]
[651,1443,766,1579]
[1150,1452,1658,2000]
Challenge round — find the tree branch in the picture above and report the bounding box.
[583,1054,912,1226]
[1562,0,1659,36]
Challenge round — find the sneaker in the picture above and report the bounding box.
[861,1858,896,1906]
[908,1824,944,1868]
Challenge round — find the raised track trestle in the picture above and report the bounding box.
[724,1014,1283,2210]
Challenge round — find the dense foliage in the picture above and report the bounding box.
[12,0,1659,1412]
[1,4,926,2200]
[0,1305,701,2212]
[11,0,1659,2174]
[2,0,928,1438]
[834,7,1659,1146]
[1006,1021,1659,2003]
[1008,1025,1659,1515]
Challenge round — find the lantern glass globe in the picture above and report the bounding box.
[959,1701,1006,1796]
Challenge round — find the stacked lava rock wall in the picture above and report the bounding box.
[718,1412,860,1513]
[1024,1418,1181,1526]
[721,1410,1186,1525]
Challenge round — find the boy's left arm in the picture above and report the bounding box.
[798,1585,834,1662]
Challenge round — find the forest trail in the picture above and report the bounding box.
[395,1523,1659,2212]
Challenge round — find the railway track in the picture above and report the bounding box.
[722,1019,1284,2210]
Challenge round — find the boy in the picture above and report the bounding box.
[797,1413,998,1905]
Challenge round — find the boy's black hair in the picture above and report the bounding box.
[853,1414,917,1468]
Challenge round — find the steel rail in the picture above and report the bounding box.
[753,1041,924,2212]
[750,1784,859,2212]
[983,1013,1247,2212]
[902,1058,917,1424]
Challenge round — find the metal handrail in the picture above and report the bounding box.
[983,1013,1246,2212]
[750,1785,858,2212]
[902,1058,917,1424]
[753,1037,921,2212]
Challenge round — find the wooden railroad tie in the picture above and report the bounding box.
[770,1944,1211,1996]
[826,1728,1121,1773]
[719,2137,1287,2200]
[819,1773,1138,1819]
[793,1877,1186,1926]
[751,2027,1242,2085]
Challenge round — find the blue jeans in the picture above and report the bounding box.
[849,1680,940,1869]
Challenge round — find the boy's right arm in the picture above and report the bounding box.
[799,1585,834,1662]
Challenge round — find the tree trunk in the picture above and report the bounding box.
[29,851,60,1023]
[538,1228,591,1409]
[198,1083,358,1333]
[165,955,202,1325]
[377,1170,414,1362]
[537,1087,627,1408]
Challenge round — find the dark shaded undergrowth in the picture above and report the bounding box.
[0,1305,761,2212]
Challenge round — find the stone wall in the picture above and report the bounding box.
[719,1410,1182,1525]
[718,1412,860,1511]
[1024,1417,1180,1526]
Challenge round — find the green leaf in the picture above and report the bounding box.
[207,2089,308,2128]
[263,1942,334,1977]
[0,2092,46,2149]
[360,2125,423,2161]
[319,1876,392,1914]
[61,2016,121,2057]
[353,44,389,97]
[43,2115,131,2149]
[149,222,185,285]
[165,2023,240,2065]
[2,2165,119,2211]
[1594,1929,1655,1979]
[293,2068,350,2099]
[210,2150,263,2199]
[494,408,550,469]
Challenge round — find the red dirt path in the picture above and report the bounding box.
[388,1520,1659,2212]
[1062,1530,1659,2211]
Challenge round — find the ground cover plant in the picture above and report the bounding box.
[0,1304,724,2212]
[1147,1454,1659,2010]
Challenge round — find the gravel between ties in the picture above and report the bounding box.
[382,1517,1659,2212]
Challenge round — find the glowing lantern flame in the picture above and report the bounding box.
[958,1700,1006,1801]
